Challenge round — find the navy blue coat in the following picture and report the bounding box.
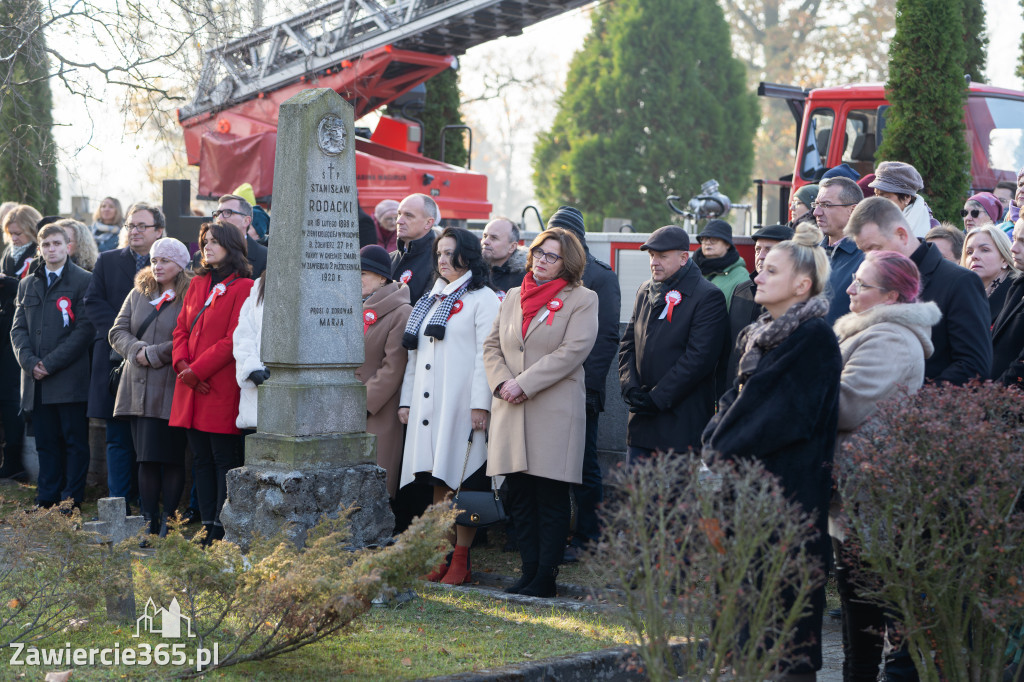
[909,241,992,385]
[582,251,621,409]
[823,237,864,326]
[84,247,138,419]
[619,260,728,453]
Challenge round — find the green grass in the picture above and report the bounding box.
[0,585,634,680]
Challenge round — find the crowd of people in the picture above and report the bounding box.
[1,157,1023,679]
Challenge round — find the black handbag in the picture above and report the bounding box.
[452,431,508,528]
[108,303,166,396]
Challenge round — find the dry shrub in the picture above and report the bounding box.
[838,381,1024,681]
[587,452,823,681]
[0,501,111,645]
[132,502,454,678]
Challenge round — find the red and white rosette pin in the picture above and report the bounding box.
[659,290,682,322]
[151,289,175,310]
[204,282,227,307]
[545,298,563,325]
[363,309,377,334]
[56,297,74,327]
[15,259,32,278]
[496,290,507,302]
[399,270,413,284]
[447,300,464,321]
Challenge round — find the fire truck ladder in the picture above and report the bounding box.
[181,0,592,120]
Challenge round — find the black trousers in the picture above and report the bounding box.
[186,429,242,527]
[833,537,886,681]
[0,398,24,478]
[571,407,603,548]
[32,394,89,507]
[506,472,571,567]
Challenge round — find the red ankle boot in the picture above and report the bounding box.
[422,550,452,582]
[440,545,472,585]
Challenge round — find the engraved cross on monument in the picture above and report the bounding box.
[221,88,394,550]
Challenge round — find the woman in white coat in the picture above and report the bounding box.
[398,227,500,585]
[831,250,940,680]
[233,272,267,433]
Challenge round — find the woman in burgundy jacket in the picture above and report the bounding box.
[170,222,253,544]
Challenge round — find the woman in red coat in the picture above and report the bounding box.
[170,222,253,544]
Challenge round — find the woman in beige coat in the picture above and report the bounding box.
[355,245,411,500]
[110,238,192,539]
[830,249,940,678]
[483,227,598,597]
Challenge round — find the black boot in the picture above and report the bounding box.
[200,523,216,547]
[504,563,538,594]
[519,565,558,598]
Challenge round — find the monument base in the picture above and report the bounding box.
[245,431,375,468]
[221,464,394,551]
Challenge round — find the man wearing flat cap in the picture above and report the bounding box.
[619,225,729,460]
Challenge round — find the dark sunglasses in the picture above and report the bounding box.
[961,208,983,219]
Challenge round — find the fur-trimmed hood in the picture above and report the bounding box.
[493,246,528,275]
[834,301,941,358]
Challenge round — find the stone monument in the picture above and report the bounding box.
[221,88,393,550]
[82,497,147,622]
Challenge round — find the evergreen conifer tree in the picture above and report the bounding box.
[877,0,970,222]
[420,68,468,168]
[532,0,757,232]
[0,0,60,213]
[960,0,987,81]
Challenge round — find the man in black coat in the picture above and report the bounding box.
[85,201,165,508]
[11,225,95,507]
[390,193,438,304]
[846,197,991,385]
[991,218,1024,386]
[481,217,526,297]
[620,225,729,459]
[545,207,621,558]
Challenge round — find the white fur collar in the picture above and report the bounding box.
[834,301,942,357]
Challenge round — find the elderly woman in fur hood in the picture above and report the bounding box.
[829,249,941,680]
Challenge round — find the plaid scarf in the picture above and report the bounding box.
[402,274,471,350]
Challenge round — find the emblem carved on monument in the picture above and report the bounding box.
[317,114,347,155]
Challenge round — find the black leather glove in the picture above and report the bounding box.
[248,369,270,386]
[585,389,601,416]
[626,389,658,414]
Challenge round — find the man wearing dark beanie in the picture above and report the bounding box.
[545,206,620,562]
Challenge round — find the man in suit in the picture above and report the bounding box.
[619,225,729,460]
[11,224,94,507]
[85,202,165,509]
[212,194,268,278]
[846,196,991,385]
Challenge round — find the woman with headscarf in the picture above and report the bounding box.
[398,227,500,585]
[356,245,411,499]
[110,238,193,539]
[869,161,935,238]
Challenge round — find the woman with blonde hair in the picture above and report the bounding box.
[484,227,598,597]
[702,221,842,677]
[92,197,123,252]
[960,223,1018,322]
[110,238,193,539]
[0,204,42,479]
[55,219,99,272]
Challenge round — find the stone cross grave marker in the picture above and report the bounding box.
[221,88,393,550]
[82,497,146,623]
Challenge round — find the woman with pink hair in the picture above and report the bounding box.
[830,249,941,680]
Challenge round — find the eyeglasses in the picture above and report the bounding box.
[212,208,246,219]
[811,201,856,210]
[961,208,983,219]
[850,275,889,293]
[125,223,156,232]
[531,247,563,264]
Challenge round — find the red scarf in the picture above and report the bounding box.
[520,272,567,338]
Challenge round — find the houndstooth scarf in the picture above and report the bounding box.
[736,295,829,384]
[402,272,471,350]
